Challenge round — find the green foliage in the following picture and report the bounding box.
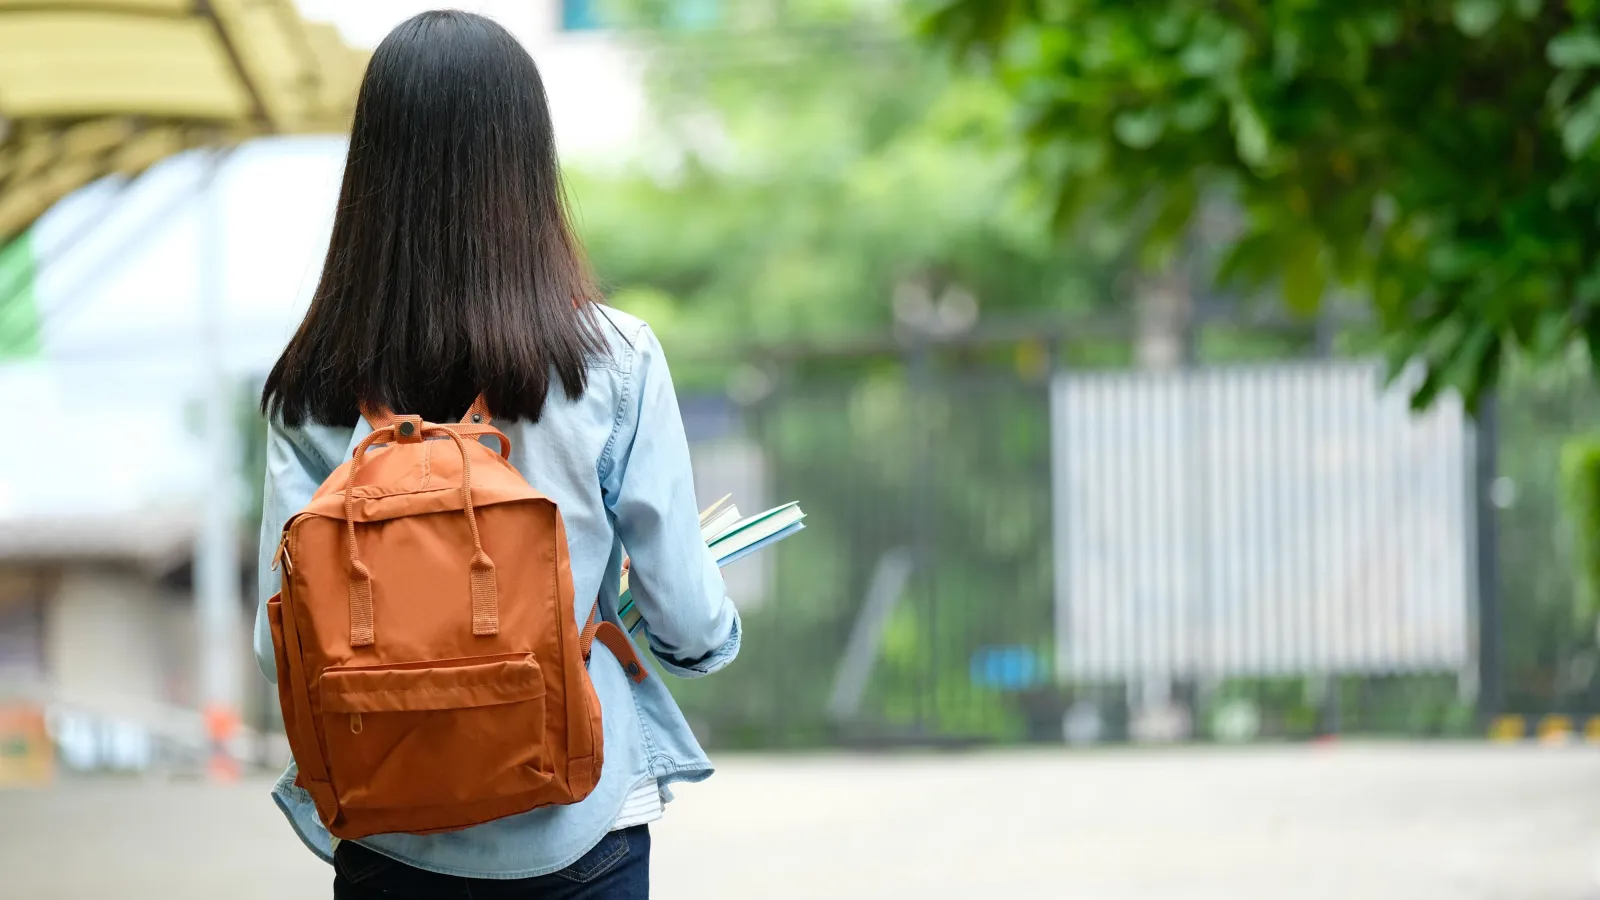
[1197,674,1474,739]
[568,4,1117,379]
[917,0,1600,410]
[1562,433,1600,623]
[1496,353,1600,714]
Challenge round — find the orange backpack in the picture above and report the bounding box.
[266,398,645,839]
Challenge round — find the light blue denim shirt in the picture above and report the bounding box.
[252,307,740,879]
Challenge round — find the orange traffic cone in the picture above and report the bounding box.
[203,704,241,783]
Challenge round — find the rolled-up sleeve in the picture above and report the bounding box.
[600,326,741,678]
[252,422,331,685]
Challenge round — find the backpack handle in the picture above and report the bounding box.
[451,423,514,460]
[343,424,500,647]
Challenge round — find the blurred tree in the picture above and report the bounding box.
[572,0,1119,385]
[917,0,1600,410]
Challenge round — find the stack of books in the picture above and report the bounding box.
[618,495,805,634]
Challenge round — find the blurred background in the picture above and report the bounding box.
[3,1,1600,897]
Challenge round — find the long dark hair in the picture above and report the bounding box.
[263,10,604,427]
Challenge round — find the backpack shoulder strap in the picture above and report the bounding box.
[581,603,647,684]
[460,394,492,425]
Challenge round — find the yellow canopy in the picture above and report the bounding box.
[0,0,366,240]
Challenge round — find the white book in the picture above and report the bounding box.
[700,504,743,544]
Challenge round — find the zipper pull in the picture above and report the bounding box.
[349,713,362,734]
[271,535,292,573]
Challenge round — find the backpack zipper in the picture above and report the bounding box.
[271,533,293,574]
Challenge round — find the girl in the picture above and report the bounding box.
[254,11,739,898]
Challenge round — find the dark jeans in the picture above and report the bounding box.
[332,826,649,899]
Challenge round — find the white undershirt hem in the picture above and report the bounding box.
[610,778,664,830]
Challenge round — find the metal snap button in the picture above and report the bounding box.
[625,662,641,678]
[398,420,416,437]
[471,414,483,423]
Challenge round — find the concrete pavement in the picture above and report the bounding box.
[1,744,1596,899]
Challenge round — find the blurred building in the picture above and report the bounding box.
[0,0,366,768]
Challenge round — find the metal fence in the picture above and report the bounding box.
[674,370,1058,747]
[667,353,1600,749]
[184,349,1600,754]
[25,346,1600,770]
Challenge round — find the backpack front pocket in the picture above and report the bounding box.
[318,654,551,811]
